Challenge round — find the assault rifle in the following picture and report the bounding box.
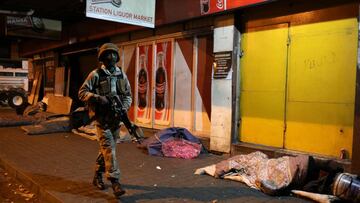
[107,94,145,144]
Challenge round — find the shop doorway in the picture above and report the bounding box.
[240,23,289,148]
[239,19,357,157]
[67,51,98,109]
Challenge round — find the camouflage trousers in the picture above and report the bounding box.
[95,125,120,179]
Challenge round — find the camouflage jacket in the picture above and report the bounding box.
[78,65,132,127]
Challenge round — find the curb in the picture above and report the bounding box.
[0,157,61,203]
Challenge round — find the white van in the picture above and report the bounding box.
[0,64,28,109]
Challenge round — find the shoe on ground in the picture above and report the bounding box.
[112,181,126,198]
[92,173,105,190]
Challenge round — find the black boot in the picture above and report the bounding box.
[109,178,126,198]
[92,172,105,190]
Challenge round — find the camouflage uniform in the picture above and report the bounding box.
[78,64,132,180]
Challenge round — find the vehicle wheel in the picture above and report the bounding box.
[8,91,27,109]
[0,91,8,106]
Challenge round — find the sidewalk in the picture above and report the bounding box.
[0,113,310,202]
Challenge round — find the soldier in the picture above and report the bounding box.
[78,43,132,198]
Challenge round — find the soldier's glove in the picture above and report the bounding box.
[89,96,98,104]
[97,96,109,105]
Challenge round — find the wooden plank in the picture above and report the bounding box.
[46,95,72,114]
[54,67,65,96]
[33,72,42,104]
[28,71,40,105]
[65,68,71,96]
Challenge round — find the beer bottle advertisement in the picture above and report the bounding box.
[136,44,153,124]
[155,41,172,125]
[200,0,224,15]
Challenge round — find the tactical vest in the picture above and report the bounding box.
[94,67,128,97]
[92,68,129,128]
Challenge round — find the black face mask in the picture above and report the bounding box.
[102,51,118,69]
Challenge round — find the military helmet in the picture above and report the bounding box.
[98,43,120,62]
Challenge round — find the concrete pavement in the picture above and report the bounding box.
[0,110,310,203]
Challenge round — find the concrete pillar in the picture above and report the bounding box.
[210,14,239,153]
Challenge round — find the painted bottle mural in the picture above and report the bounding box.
[136,45,151,122]
[155,42,170,123]
[155,52,166,111]
[138,55,148,109]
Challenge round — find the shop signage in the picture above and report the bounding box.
[5,16,62,40]
[201,0,268,15]
[213,51,232,79]
[86,0,155,28]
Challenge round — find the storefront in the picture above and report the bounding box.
[19,0,360,173]
[237,0,358,158]
[114,27,214,137]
